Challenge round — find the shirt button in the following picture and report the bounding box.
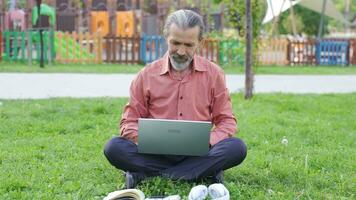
[180,96,183,100]
[179,113,183,116]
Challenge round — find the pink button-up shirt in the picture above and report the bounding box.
[120,53,237,146]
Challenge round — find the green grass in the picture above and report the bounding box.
[0,63,143,74]
[1,62,356,74]
[0,94,355,199]
[225,65,356,75]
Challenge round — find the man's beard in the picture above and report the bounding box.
[169,53,193,71]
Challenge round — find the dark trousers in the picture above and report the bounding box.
[104,137,247,181]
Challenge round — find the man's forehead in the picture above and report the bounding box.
[168,24,200,40]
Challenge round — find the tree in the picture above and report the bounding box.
[214,0,265,99]
[35,0,44,68]
[245,0,253,99]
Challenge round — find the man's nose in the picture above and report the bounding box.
[177,46,186,55]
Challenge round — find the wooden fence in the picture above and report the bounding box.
[258,38,289,65]
[288,39,317,65]
[198,38,219,64]
[1,31,356,66]
[55,32,103,64]
[104,35,141,64]
[0,30,102,64]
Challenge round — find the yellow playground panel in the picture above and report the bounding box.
[116,11,135,37]
[91,11,109,36]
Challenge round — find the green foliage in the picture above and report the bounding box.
[280,12,304,35]
[328,0,356,32]
[263,0,356,36]
[298,5,329,36]
[213,0,266,66]
[333,0,356,19]
[0,94,355,199]
[219,39,245,66]
[215,0,266,39]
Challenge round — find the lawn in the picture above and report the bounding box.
[1,62,356,74]
[0,94,355,199]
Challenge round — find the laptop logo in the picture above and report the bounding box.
[168,129,181,133]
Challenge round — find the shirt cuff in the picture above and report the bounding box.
[210,131,229,146]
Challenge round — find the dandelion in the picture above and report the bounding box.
[281,136,288,146]
[267,189,275,195]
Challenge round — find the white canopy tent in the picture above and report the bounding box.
[263,0,348,24]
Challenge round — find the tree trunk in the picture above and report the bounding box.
[245,0,253,99]
[36,0,44,68]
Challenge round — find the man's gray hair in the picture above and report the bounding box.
[163,9,205,41]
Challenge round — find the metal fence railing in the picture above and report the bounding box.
[1,31,356,66]
[140,35,167,64]
[104,35,140,64]
[259,38,289,65]
[316,40,349,66]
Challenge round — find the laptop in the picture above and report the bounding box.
[138,118,212,156]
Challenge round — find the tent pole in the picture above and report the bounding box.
[288,0,297,36]
[270,0,286,37]
[317,0,327,39]
[344,0,350,33]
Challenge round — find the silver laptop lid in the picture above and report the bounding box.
[138,118,212,156]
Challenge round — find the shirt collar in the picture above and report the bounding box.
[160,52,207,75]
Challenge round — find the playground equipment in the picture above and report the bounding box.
[32,3,56,27]
[90,11,109,36]
[54,32,98,63]
[56,0,76,32]
[116,11,135,37]
[90,1,138,36]
[2,30,54,62]
[219,39,245,66]
[5,9,26,31]
[1,30,98,64]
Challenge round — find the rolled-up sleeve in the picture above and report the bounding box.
[120,71,149,143]
[210,70,237,146]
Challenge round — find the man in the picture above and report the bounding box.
[104,9,247,189]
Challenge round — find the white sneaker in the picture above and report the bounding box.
[188,185,208,200]
[208,183,230,200]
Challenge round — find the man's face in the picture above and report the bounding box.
[166,24,200,71]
